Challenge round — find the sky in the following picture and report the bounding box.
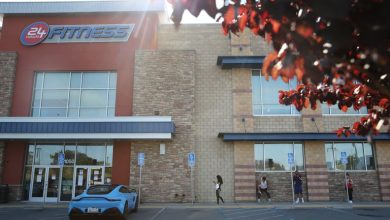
[0,0,220,24]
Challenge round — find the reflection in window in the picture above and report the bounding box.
[76,145,106,165]
[64,145,76,165]
[27,145,35,165]
[321,103,368,115]
[252,70,300,115]
[105,145,113,167]
[324,142,375,170]
[34,145,63,165]
[61,167,74,201]
[24,143,114,201]
[31,71,117,117]
[255,142,304,171]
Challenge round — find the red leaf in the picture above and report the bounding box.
[341,105,348,112]
[262,51,278,80]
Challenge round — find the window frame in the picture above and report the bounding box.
[251,69,300,116]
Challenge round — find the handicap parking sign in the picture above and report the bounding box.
[138,153,145,166]
[341,152,348,164]
[188,152,195,167]
[58,153,65,166]
[288,153,294,165]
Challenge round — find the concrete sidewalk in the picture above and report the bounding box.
[1,201,390,209]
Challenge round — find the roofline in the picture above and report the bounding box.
[0,1,166,14]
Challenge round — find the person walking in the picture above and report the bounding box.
[257,176,271,203]
[214,175,224,205]
[346,173,353,203]
[293,170,304,203]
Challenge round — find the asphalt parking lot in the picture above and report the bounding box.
[1,205,390,220]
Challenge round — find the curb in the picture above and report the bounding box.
[1,202,390,209]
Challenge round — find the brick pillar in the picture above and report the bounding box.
[305,141,330,201]
[234,142,256,201]
[0,52,17,185]
[376,141,390,201]
[302,103,329,201]
[230,30,257,202]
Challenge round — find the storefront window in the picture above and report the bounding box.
[34,145,63,165]
[76,145,106,165]
[64,145,76,165]
[105,167,112,184]
[25,142,113,201]
[26,145,35,165]
[324,142,375,170]
[255,142,304,171]
[105,145,113,166]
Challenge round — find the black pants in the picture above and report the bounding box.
[258,188,271,199]
[347,188,353,201]
[216,189,224,204]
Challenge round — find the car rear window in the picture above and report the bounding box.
[86,185,116,195]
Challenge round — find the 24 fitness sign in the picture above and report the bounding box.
[20,21,135,46]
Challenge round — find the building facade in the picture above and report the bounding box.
[0,1,390,203]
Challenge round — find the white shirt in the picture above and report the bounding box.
[216,183,220,190]
[259,180,268,189]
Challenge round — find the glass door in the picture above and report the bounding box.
[30,166,61,202]
[74,167,88,197]
[30,167,46,202]
[46,167,60,202]
[73,166,104,197]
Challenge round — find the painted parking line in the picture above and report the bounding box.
[226,212,280,220]
[223,208,276,216]
[149,207,166,220]
[254,214,284,220]
[222,209,279,220]
[37,216,67,220]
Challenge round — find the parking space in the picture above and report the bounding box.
[1,205,390,220]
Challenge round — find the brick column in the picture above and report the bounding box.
[0,52,17,185]
[234,142,256,201]
[304,141,329,201]
[302,104,330,201]
[376,141,390,201]
[230,30,257,201]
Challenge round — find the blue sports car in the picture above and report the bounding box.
[68,184,138,220]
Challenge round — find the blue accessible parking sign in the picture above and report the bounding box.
[341,152,348,164]
[288,153,294,165]
[138,153,145,166]
[188,152,195,167]
[58,152,65,166]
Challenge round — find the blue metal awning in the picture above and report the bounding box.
[217,56,264,69]
[0,117,175,140]
[218,132,390,141]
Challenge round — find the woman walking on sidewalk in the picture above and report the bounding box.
[214,175,224,205]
